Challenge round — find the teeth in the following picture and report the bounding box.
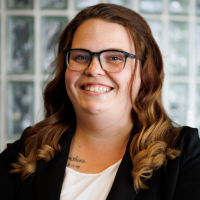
[83,85,111,93]
[90,87,94,92]
[95,86,98,92]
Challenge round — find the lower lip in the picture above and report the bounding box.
[81,88,112,96]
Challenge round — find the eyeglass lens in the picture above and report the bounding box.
[67,50,125,72]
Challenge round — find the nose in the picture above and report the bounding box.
[84,55,106,77]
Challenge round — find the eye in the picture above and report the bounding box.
[75,55,89,61]
[106,55,124,62]
[102,52,125,62]
[69,50,90,65]
[110,56,122,61]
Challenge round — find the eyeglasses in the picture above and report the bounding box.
[62,49,141,73]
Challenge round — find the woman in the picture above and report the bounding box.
[0,3,200,200]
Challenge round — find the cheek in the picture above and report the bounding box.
[118,70,134,97]
[65,71,71,92]
[65,70,78,96]
[65,69,79,87]
[119,64,141,101]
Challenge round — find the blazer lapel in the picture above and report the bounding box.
[106,125,140,200]
[36,126,75,200]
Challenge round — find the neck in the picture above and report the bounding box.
[73,110,134,152]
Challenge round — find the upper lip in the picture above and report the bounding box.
[81,82,114,89]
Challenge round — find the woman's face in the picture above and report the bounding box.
[65,19,141,117]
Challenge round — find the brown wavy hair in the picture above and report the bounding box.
[11,3,181,191]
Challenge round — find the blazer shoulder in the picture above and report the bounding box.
[0,127,30,170]
[0,127,31,200]
[179,126,199,137]
[177,126,199,149]
[176,126,200,170]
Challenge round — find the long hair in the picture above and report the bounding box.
[11,3,181,191]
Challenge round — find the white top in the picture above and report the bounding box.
[60,159,122,200]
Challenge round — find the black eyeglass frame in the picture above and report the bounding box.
[62,48,141,72]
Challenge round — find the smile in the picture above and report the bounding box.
[82,85,112,93]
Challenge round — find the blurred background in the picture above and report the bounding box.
[0,0,199,152]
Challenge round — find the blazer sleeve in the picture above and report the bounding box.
[0,140,22,200]
[0,127,29,200]
[173,127,200,200]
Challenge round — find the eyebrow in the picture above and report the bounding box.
[104,47,127,52]
[82,47,129,52]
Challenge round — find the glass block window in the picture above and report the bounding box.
[7,82,34,140]
[196,23,200,76]
[168,83,188,125]
[168,21,189,75]
[41,0,68,9]
[7,16,34,74]
[169,0,189,15]
[6,0,34,9]
[108,0,132,8]
[0,84,1,151]
[0,0,199,151]
[197,0,200,16]
[0,17,1,74]
[75,0,101,10]
[41,16,68,73]
[140,0,163,14]
[197,84,200,131]
[147,20,163,50]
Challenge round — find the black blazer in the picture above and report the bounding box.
[0,126,200,200]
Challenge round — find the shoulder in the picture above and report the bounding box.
[163,126,200,199]
[175,126,200,169]
[173,126,200,172]
[0,127,31,200]
[169,128,200,200]
[0,127,30,165]
[0,127,31,172]
[0,139,21,169]
[178,126,199,146]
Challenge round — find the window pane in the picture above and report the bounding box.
[7,0,33,9]
[0,17,1,74]
[108,0,132,8]
[168,83,188,125]
[0,83,1,151]
[168,21,189,75]
[196,23,200,76]
[169,0,189,15]
[41,17,68,73]
[7,16,34,74]
[197,84,200,132]
[40,80,48,120]
[197,0,200,16]
[7,82,34,140]
[75,0,101,10]
[41,0,67,9]
[140,0,163,14]
[147,20,162,51]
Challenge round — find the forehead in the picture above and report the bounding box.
[71,19,135,53]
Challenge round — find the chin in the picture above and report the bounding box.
[82,102,108,115]
[84,106,104,115]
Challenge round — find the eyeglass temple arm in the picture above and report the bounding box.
[128,53,142,61]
